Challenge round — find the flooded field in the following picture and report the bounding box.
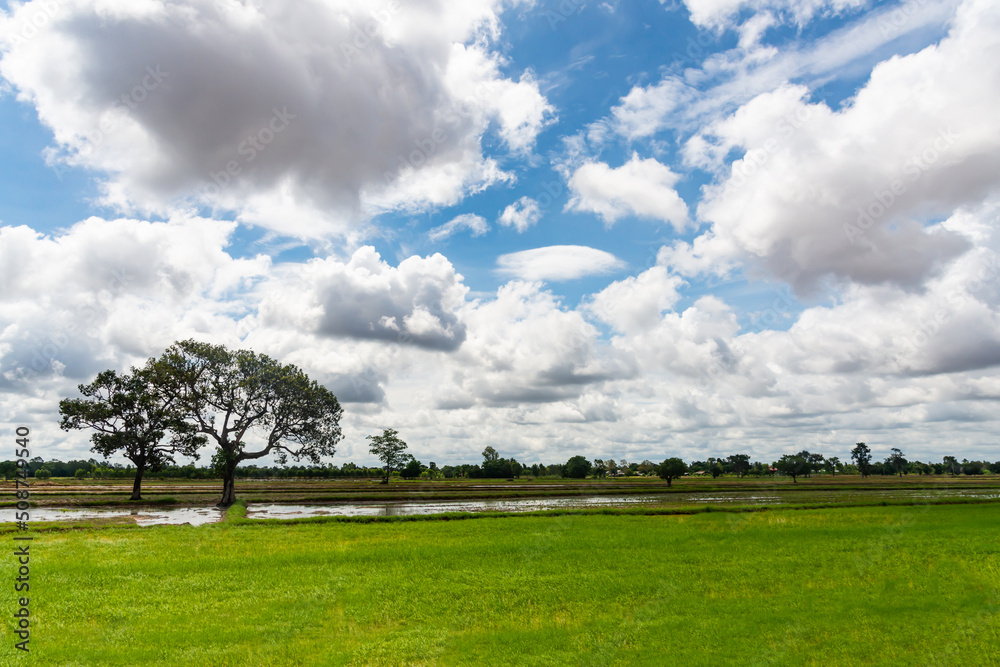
[14,506,225,526]
[14,485,999,525]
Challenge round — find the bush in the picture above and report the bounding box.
[962,461,984,476]
[34,468,52,479]
[75,469,89,480]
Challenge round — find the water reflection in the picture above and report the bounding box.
[13,506,224,526]
[14,488,1000,525]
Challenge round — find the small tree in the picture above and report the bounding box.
[889,448,907,477]
[775,454,809,483]
[0,461,17,481]
[657,458,688,486]
[401,458,423,479]
[943,455,960,475]
[74,468,88,480]
[727,454,750,478]
[368,429,409,484]
[826,456,841,476]
[59,363,203,500]
[564,456,592,479]
[851,443,872,478]
[34,467,52,480]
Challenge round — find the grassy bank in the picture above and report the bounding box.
[2,503,997,665]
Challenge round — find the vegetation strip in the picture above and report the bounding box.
[4,495,998,534]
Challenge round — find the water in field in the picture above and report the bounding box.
[9,506,225,526]
[13,486,1000,524]
[244,493,734,519]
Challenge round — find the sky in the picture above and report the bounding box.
[0,0,998,468]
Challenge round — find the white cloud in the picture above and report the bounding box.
[256,246,470,352]
[681,0,866,30]
[498,196,542,232]
[0,216,269,393]
[496,246,626,281]
[671,0,1000,294]
[0,0,552,239]
[565,154,689,229]
[444,281,635,407]
[607,0,957,143]
[587,266,686,332]
[428,213,489,241]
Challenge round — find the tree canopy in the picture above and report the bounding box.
[851,443,872,478]
[155,339,342,506]
[59,362,204,500]
[657,458,688,486]
[775,454,810,482]
[367,428,409,484]
[564,455,591,479]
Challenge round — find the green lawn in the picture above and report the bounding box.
[3,503,998,665]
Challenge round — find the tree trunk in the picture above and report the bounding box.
[130,465,145,501]
[218,463,238,507]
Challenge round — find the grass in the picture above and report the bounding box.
[7,473,1000,509]
[2,503,997,665]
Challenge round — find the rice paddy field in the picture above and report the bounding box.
[1,484,998,665]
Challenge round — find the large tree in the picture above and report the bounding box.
[368,428,409,484]
[657,457,688,486]
[59,362,203,500]
[156,340,343,506]
[851,442,872,478]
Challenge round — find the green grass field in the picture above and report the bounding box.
[3,502,998,665]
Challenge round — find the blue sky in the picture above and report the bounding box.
[1,0,998,466]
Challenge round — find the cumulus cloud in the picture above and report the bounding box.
[445,281,635,406]
[428,213,489,241]
[565,154,688,229]
[257,246,469,351]
[668,0,1000,294]
[0,0,552,238]
[496,246,626,282]
[0,216,269,394]
[498,196,541,232]
[587,266,686,332]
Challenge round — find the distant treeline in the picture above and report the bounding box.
[4,450,998,481]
